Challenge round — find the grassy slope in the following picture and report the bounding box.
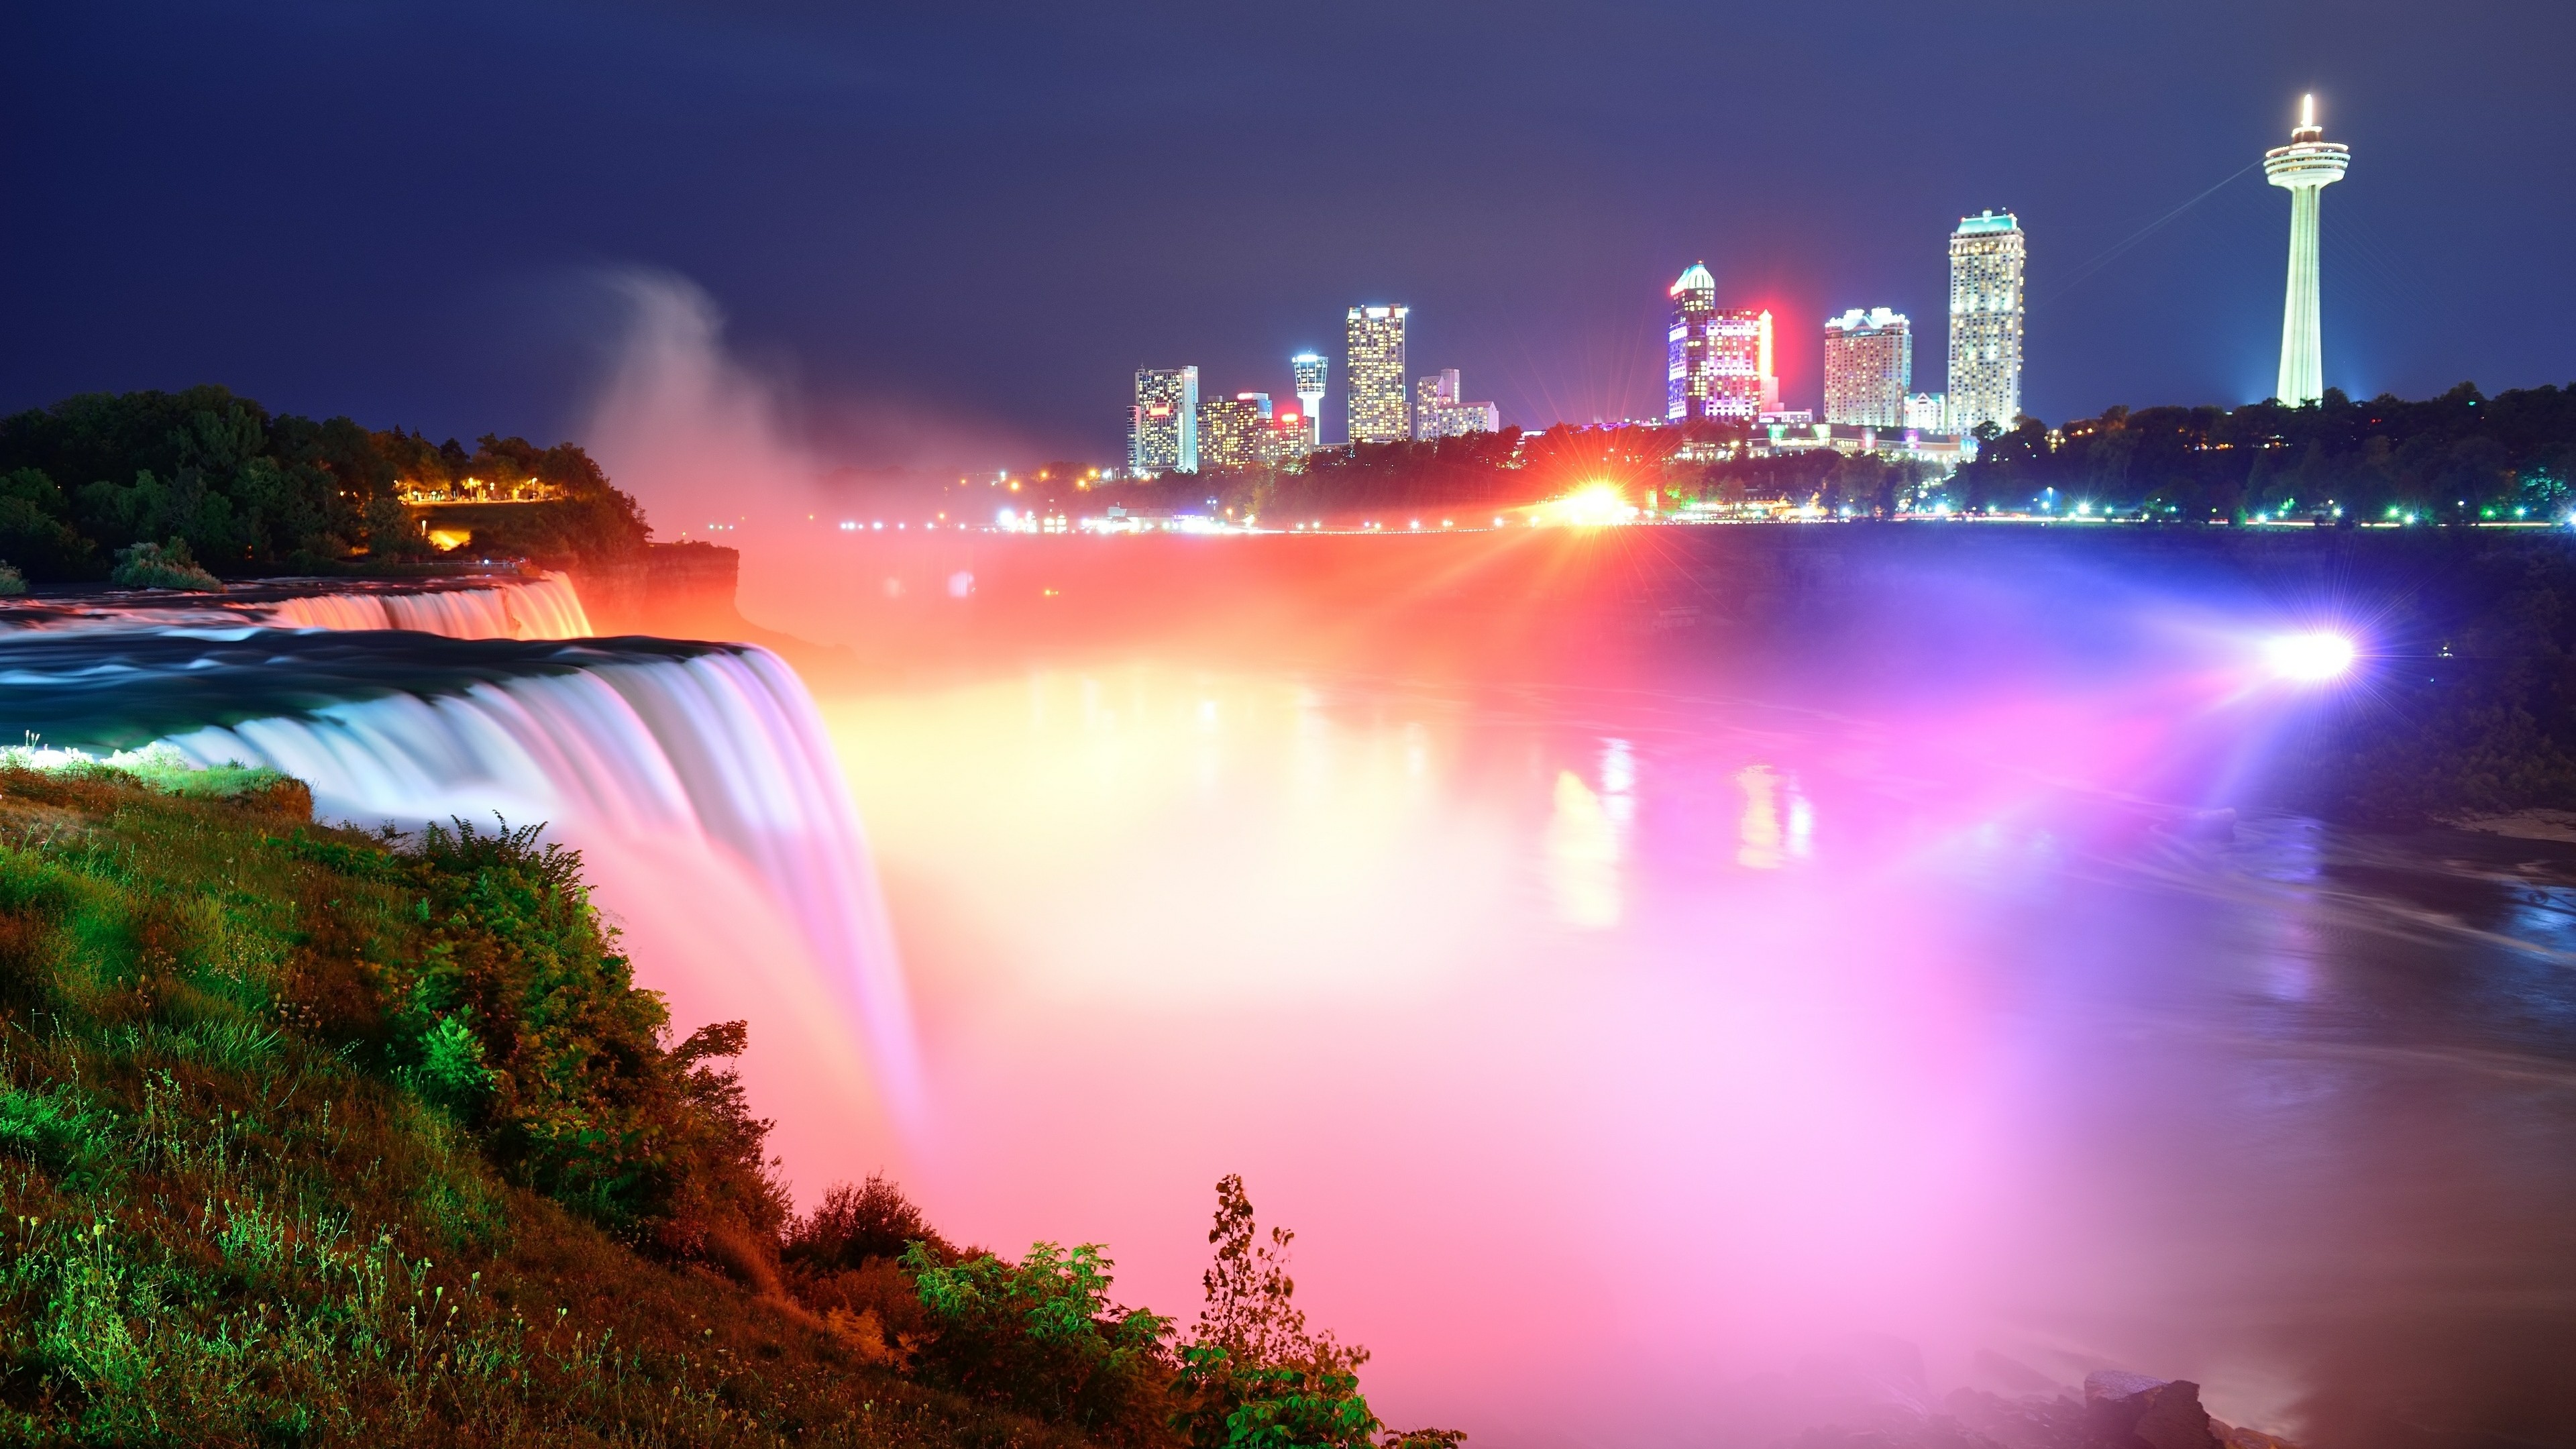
[0,765,1071,1448]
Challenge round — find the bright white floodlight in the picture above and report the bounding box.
[2266,631,2357,682]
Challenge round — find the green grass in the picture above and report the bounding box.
[0,763,1083,1448]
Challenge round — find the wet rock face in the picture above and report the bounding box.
[1741,1340,2279,1449]
[2082,1371,2223,1449]
[1945,1385,2087,1449]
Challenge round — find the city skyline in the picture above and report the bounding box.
[8,6,2567,472]
[1114,108,2377,477]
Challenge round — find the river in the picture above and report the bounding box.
[789,529,2576,1449]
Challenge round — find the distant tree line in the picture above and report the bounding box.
[1672,449,1948,516]
[0,386,649,583]
[1247,430,1529,519]
[1948,382,2576,523]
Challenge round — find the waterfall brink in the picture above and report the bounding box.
[264,574,594,639]
[0,632,936,1171]
[0,573,593,641]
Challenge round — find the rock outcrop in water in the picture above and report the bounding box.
[1752,1339,2295,1449]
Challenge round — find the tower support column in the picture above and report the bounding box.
[2278,186,2323,406]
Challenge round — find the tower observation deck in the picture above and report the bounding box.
[2263,94,2350,406]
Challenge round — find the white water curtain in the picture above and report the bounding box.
[160,643,917,1183]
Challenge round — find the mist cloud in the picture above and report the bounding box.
[580,268,823,540]
[579,268,1043,546]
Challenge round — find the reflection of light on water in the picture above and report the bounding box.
[814,659,2570,1444]
[1738,764,1783,869]
[1548,739,1635,928]
[1737,763,1816,869]
[1548,770,1621,928]
[1601,737,1635,797]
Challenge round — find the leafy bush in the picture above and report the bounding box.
[415,1010,498,1112]
[0,561,23,596]
[901,1238,1175,1439]
[110,536,221,589]
[787,1172,958,1272]
[1168,1175,1459,1449]
[337,817,792,1254]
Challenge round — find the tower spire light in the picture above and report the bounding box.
[2263,93,2349,405]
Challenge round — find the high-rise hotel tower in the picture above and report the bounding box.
[1344,306,1409,445]
[2264,95,2349,406]
[1666,263,1766,422]
[1823,308,1912,427]
[1130,366,1200,474]
[1946,211,2025,437]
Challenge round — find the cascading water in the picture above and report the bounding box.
[0,628,914,1178]
[0,573,593,641]
[263,573,593,638]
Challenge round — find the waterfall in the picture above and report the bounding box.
[0,628,914,1177]
[0,574,593,641]
[263,574,594,639]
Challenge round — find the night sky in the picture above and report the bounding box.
[7,1,2571,474]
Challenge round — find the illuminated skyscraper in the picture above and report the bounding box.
[1197,392,1269,472]
[1666,264,1764,423]
[1291,352,1328,446]
[1666,263,1717,420]
[2265,94,2349,406]
[1946,211,2025,436]
[1258,407,1309,467]
[1822,308,1912,427]
[1414,368,1501,441]
[1130,366,1199,474]
[1757,311,1780,416]
[1707,311,1766,421]
[1344,307,1409,444]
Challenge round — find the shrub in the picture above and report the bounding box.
[362,817,791,1257]
[1169,1175,1460,1449]
[110,537,221,590]
[0,561,23,595]
[787,1172,957,1271]
[902,1238,1175,1439]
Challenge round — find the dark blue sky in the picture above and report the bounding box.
[5,1,2570,471]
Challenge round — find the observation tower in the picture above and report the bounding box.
[2263,94,2349,406]
[1291,352,1327,446]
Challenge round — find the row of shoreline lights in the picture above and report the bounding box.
[820,480,1650,534]
[816,480,2339,533]
[820,503,2569,534]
